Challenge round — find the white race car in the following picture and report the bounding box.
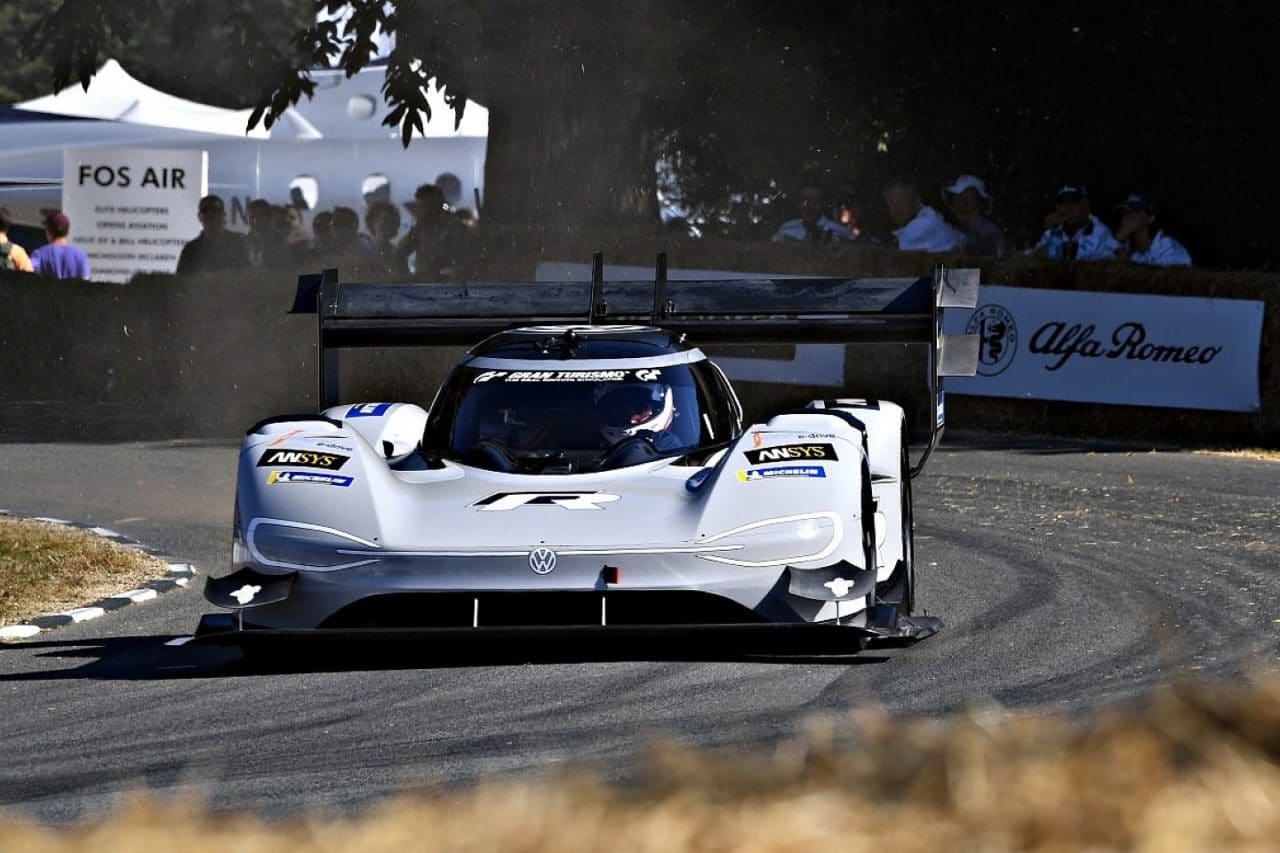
[196,256,978,654]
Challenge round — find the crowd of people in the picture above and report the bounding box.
[1,174,1196,282]
[176,183,476,277]
[0,181,478,281]
[771,175,1193,267]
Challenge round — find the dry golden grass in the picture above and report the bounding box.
[0,516,169,627]
[1195,448,1280,462]
[2,677,1278,850]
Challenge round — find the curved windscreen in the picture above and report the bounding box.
[424,361,739,473]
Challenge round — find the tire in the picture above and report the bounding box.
[859,455,879,616]
[897,442,916,615]
[874,439,916,616]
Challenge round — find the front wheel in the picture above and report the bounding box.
[897,444,916,615]
[875,442,916,616]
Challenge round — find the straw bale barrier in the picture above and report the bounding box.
[2,675,1278,848]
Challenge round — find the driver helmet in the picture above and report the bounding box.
[596,383,675,445]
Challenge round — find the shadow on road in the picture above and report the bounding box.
[0,634,889,680]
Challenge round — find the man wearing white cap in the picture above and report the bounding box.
[1114,193,1192,267]
[942,175,1006,257]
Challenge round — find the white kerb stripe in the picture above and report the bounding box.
[107,589,158,603]
[0,625,42,640]
[62,607,106,622]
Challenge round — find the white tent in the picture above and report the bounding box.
[15,59,488,142]
[16,60,270,138]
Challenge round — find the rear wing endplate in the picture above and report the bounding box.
[291,254,980,476]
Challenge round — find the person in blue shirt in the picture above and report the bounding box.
[30,211,90,279]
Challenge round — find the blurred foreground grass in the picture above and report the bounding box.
[2,676,1278,850]
[0,516,166,627]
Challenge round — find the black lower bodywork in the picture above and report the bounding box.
[195,566,940,657]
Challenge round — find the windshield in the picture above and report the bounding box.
[424,361,739,473]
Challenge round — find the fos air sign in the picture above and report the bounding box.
[944,285,1263,412]
[62,147,208,282]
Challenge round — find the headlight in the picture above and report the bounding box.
[696,512,844,568]
[245,518,381,571]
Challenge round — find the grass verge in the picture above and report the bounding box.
[1,676,1278,848]
[0,516,169,627]
[1195,448,1280,462]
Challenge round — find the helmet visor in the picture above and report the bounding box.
[598,385,667,427]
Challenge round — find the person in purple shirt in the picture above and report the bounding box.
[30,211,90,279]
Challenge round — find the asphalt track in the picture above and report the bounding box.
[0,436,1276,824]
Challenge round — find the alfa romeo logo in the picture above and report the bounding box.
[528,547,558,575]
[965,303,1018,376]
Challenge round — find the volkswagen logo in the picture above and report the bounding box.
[528,547,558,575]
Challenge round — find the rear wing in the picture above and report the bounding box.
[291,254,980,475]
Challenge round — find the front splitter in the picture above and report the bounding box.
[191,612,941,655]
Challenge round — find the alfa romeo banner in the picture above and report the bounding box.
[943,286,1263,412]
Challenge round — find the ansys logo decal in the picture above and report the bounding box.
[965,303,1018,376]
[470,492,620,511]
[744,443,838,465]
[257,449,350,470]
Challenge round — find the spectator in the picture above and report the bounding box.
[176,195,247,274]
[329,206,371,264]
[770,181,855,242]
[1114,193,1192,267]
[311,210,334,244]
[276,204,312,266]
[397,183,462,276]
[884,180,963,252]
[941,174,1006,257]
[245,198,274,268]
[0,207,34,272]
[365,200,406,274]
[30,211,90,279]
[1032,184,1119,261]
[308,209,335,266]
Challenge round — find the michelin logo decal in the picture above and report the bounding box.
[735,466,827,482]
[267,471,355,487]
